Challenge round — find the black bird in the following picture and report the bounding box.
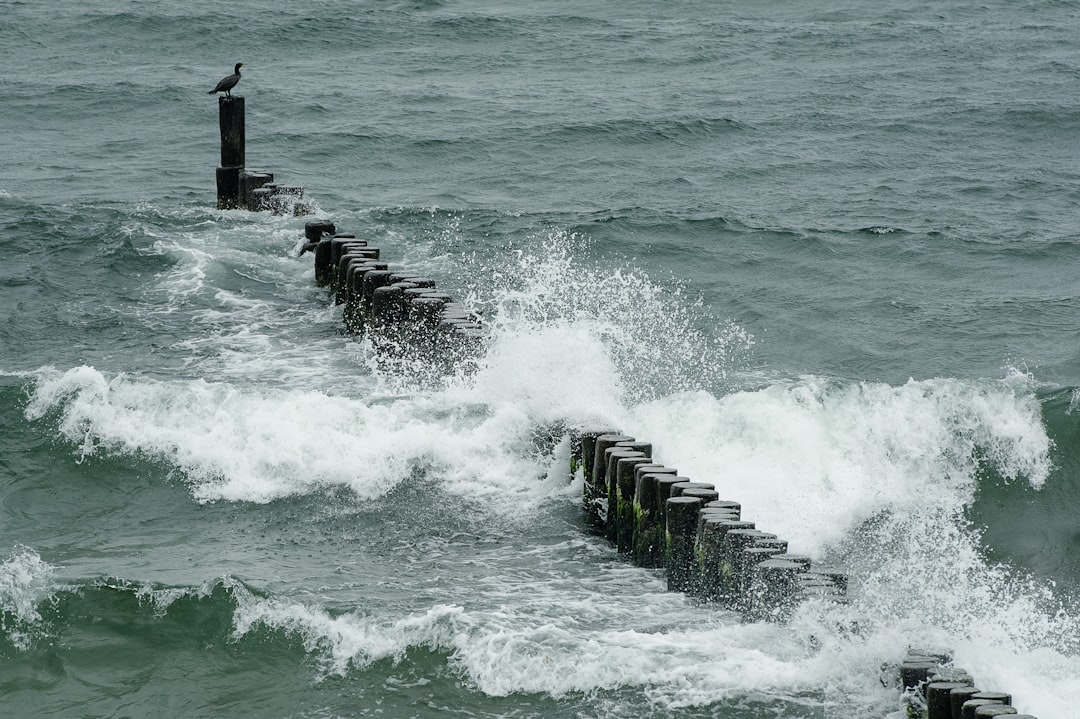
[208,63,244,96]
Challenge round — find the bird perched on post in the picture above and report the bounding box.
[209,63,244,96]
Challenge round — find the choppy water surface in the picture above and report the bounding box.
[1,1,1078,717]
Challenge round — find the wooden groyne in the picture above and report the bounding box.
[297,224,844,619]
[302,218,487,371]
[297,217,845,620]
[218,96,1042,719]
[571,429,847,620]
[898,649,1037,718]
[298,221,1041,718]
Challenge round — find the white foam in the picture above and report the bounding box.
[620,373,1051,555]
[21,364,577,510]
[221,555,896,713]
[449,323,626,427]
[127,210,353,389]
[0,546,58,651]
[231,589,467,678]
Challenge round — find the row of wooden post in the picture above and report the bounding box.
[292,219,1038,715]
[571,430,848,620]
[234,92,1038,715]
[571,432,1040,716]
[304,220,486,366]
[899,649,1037,718]
[215,96,311,214]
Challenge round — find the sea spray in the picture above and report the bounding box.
[0,547,58,651]
[455,228,754,404]
[227,555,894,710]
[608,368,1070,718]
[622,373,1052,555]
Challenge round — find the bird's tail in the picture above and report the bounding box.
[207,89,216,94]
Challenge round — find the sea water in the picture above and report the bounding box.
[1,1,1078,717]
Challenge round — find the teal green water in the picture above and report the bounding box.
[1,2,1078,717]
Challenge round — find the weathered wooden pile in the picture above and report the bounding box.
[570,430,848,620]
[570,432,1040,715]
[899,649,1038,718]
[302,219,486,368]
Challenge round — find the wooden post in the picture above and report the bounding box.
[665,495,703,591]
[335,249,378,303]
[900,660,939,691]
[738,546,786,600]
[697,517,751,601]
[332,236,368,266]
[950,686,984,718]
[654,476,689,534]
[962,701,1008,718]
[606,448,648,542]
[927,682,975,719]
[706,499,741,517]
[219,96,245,166]
[720,528,772,606]
[242,170,272,209]
[670,481,715,497]
[696,507,740,548]
[404,297,445,345]
[341,261,377,321]
[747,559,803,621]
[580,430,620,485]
[615,456,652,553]
[970,692,1012,707]
[633,467,677,567]
[344,262,388,333]
[699,516,751,600]
[361,270,396,314]
[588,435,633,528]
[305,220,336,244]
[971,708,1018,718]
[372,285,406,328]
[216,96,245,209]
[681,487,719,504]
[216,167,242,209]
[314,240,334,287]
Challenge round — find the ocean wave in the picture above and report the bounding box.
[623,370,1051,555]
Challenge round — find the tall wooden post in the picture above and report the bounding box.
[216,96,245,209]
[219,96,244,166]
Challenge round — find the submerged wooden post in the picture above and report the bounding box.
[216,96,245,209]
[242,170,273,209]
